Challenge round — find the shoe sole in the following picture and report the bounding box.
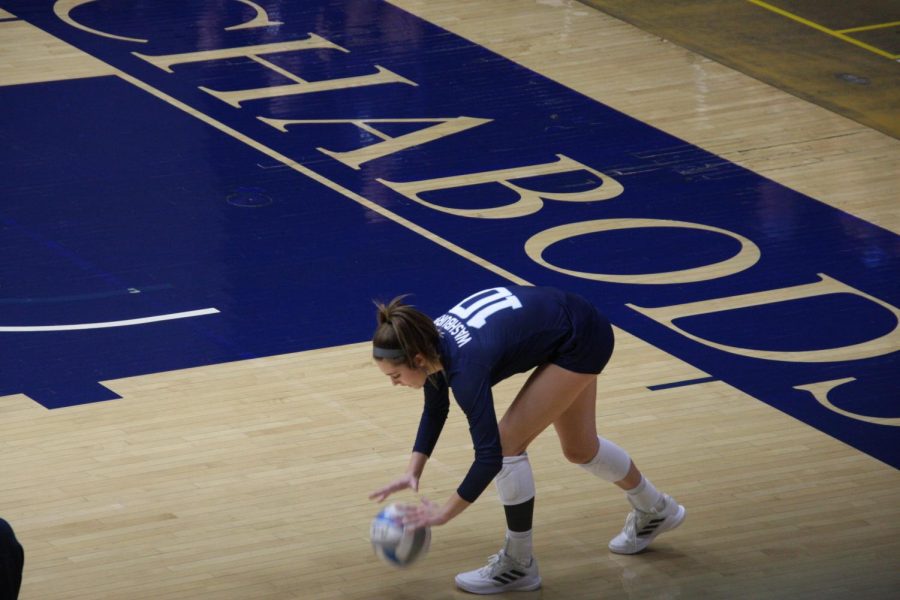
[608,504,686,555]
[454,576,542,594]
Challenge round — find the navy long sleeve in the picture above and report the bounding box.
[413,377,450,457]
[452,371,503,502]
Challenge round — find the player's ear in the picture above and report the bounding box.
[413,353,427,369]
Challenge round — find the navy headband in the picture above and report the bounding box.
[373,346,405,360]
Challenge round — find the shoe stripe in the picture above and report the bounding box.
[637,519,666,536]
[492,571,523,584]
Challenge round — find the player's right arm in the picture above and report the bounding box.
[412,376,450,457]
[369,377,449,502]
[368,453,426,502]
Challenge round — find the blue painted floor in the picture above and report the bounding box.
[0,0,897,467]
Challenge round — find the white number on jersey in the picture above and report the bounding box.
[448,287,522,329]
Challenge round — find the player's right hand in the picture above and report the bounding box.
[368,473,419,502]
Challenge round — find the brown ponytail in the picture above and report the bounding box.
[373,296,441,368]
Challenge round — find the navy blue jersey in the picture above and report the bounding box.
[413,286,613,503]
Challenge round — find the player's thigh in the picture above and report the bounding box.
[498,363,595,456]
[552,378,600,464]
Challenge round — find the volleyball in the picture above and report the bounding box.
[370,503,431,567]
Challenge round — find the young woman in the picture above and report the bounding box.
[368,286,685,594]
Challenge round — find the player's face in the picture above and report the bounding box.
[377,359,427,389]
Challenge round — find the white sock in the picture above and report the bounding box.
[504,530,533,562]
[626,476,663,512]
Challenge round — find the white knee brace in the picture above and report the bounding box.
[495,454,536,505]
[579,436,631,482]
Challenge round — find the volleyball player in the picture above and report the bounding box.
[0,518,23,599]
[368,286,685,594]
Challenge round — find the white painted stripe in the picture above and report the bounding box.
[0,308,220,332]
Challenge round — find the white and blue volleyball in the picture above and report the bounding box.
[370,503,431,567]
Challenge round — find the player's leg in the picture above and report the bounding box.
[456,363,594,594]
[553,380,686,554]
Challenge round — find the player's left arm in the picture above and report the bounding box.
[403,493,470,528]
[405,375,501,528]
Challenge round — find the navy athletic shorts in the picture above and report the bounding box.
[550,292,615,375]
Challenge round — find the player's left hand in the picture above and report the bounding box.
[401,497,448,529]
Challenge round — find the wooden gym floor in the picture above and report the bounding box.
[0,1,897,599]
[577,0,900,138]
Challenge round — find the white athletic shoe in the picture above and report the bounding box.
[455,550,541,594]
[608,494,686,555]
